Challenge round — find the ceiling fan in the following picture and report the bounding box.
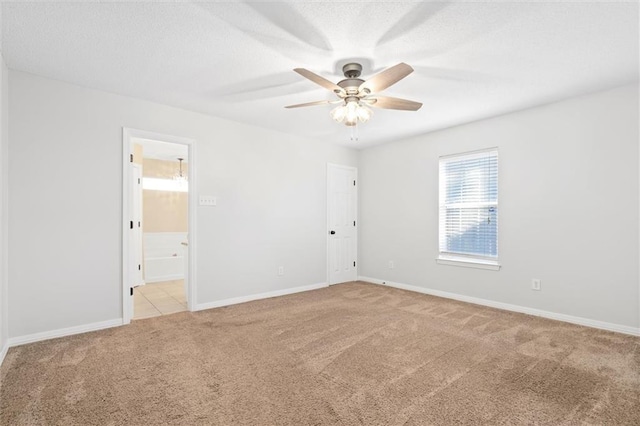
[285,62,422,127]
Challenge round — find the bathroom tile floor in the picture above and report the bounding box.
[133,280,187,320]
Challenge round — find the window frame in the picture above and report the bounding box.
[437,148,501,271]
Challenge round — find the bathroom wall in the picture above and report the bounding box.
[142,158,188,233]
[142,157,189,282]
[132,143,143,165]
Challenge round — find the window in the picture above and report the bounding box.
[438,149,499,270]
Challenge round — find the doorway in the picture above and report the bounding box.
[122,128,197,324]
[327,163,358,285]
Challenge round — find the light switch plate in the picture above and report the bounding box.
[199,195,217,206]
[531,279,541,291]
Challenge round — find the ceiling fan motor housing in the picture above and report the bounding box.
[338,63,365,95]
[337,78,364,94]
[342,63,362,78]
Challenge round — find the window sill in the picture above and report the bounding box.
[436,256,501,271]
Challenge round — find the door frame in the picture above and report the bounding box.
[130,162,144,287]
[122,127,198,324]
[326,163,358,285]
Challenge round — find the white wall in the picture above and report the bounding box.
[6,69,638,341]
[359,85,639,330]
[8,70,358,338]
[0,53,8,355]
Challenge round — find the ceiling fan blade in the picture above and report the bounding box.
[284,100,331,109]
[367,96,422,111]
[294,68,343,93]
[359,63,414,94]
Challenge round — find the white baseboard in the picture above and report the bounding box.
[195,282,328,312]
[0,341,8,367]
[358,276,640,337]
[7,318,124,348]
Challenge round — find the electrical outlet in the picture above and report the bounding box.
[531,279,541,291]
[388,261,395,269]
[278,266,284,276]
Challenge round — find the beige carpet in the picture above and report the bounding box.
[1,281,639,425]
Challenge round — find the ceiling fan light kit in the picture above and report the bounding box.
[285,62,422,139]
[330,100,372,126]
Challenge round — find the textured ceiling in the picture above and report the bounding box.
[2,1,638,148]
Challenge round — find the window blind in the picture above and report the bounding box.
[439,150,498,259]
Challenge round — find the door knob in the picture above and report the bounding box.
[330,230,336,235]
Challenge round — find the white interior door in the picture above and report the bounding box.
[131,164,143,287]
[327,164,357,285]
